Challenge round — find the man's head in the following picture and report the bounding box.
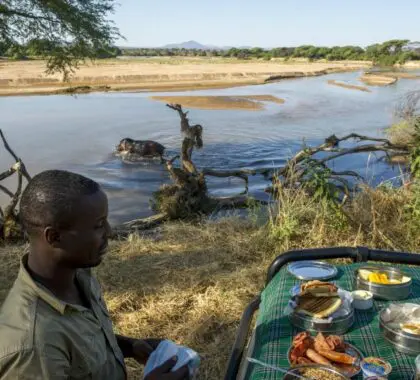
[19,170,111,269]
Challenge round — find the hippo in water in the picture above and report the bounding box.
[116,138,166,162]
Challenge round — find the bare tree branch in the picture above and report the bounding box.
[4,170,23,218]
[0,184,14,198]
[0,130,31,182]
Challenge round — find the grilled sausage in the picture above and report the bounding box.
[316,349,356,365]
[306,348,332,365]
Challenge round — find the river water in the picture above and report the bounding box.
[0,70,419,225]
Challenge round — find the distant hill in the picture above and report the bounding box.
[119,42,262,51]
[162,41,210,50]
[403,41,420,52]
[161,41,237,50]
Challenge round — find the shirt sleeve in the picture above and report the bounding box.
[0,347,71,380]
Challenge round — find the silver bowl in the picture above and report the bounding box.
[289,308,354,335]
[379,306,420,356]
[354,266,412,301]
[283,364,349,379]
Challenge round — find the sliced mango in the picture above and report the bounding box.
[367,272,401,285]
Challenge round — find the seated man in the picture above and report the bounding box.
[0,170,188,380]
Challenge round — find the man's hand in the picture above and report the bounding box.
[132,339,163,365]
[144,356,189,380]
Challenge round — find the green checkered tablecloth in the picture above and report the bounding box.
[246,263,420,380]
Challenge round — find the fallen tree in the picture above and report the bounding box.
[0,130,31,243]
[115,105,415,236]
[117,104,268,235]
[0,105,416,240]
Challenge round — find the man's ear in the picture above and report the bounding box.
[44,226,61,247]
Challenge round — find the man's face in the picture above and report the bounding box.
[58,190,111,268]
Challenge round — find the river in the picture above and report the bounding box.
[0,70,419,225]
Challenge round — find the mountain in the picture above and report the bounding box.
[403,41,420,52]
[161,41,234,50]
[162,41,210,50]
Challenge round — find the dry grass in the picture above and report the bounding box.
[0,59,370,96]
[150,95,285,110]
[386,119,418,146]
[1,186,419,379]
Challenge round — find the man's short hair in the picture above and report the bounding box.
[19,170,100,235]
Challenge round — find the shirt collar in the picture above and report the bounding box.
[18,254,92,315]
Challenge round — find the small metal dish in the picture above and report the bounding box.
[354,266,412,301]
[289,308,354,335]
[288,261,338,281]
[283,364,349,379]
[379,306,420,356]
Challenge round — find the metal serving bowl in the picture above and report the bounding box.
[283,364,349,379]
[289,308,354,335]
[354,266,412,301]
[379,306,420,356]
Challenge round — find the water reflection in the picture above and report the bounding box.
[0,71,418,225]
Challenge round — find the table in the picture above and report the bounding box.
[245,263,420,380]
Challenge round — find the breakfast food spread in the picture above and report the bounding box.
[358,269,410,285]
[400,322,420,335]
[296,296,342,319]
[289,332,360,377]
[295,281,343,319]
[300,280,339,296]
[297,368,345,380]
[351,290,373,310]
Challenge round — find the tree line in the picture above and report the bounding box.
[1,38,420,67]
[0,39,122,61]
[121,40,420,65]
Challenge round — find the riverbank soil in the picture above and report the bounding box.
[0,58,371,96]
[150,95,285,110]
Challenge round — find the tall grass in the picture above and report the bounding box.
[0,185,419,379]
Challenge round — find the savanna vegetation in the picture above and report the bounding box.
[1,92,419,380]
[121,40,420,66]
[0,0,121,77]
[1,1,420,379]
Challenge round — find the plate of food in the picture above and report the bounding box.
[355,266,412,301]
[291,281,350,318]
[283,365,348,380]
[288,332,363,377]
[288,281,355,334]
[379,303,420,355]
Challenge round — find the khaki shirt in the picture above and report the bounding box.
[0,254,127,380]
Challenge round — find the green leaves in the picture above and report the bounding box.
[0,0,121,78]
[410,147,420,179]
[299,157,349,209]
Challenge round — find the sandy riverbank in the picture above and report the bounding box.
[360,74,398,86]
[150,95,285,110]
[327,80,371,92]
[0,58,371,96]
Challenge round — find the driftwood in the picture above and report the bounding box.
[0,130,32,242]
[113,103,415,236]
[111,213,168,237]
[266,133,412,202]
[113,105,268,235]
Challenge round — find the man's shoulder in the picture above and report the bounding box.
[0,282,37,358]
[0,282,65,359]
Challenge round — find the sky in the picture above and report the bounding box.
[112,0,420,48]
